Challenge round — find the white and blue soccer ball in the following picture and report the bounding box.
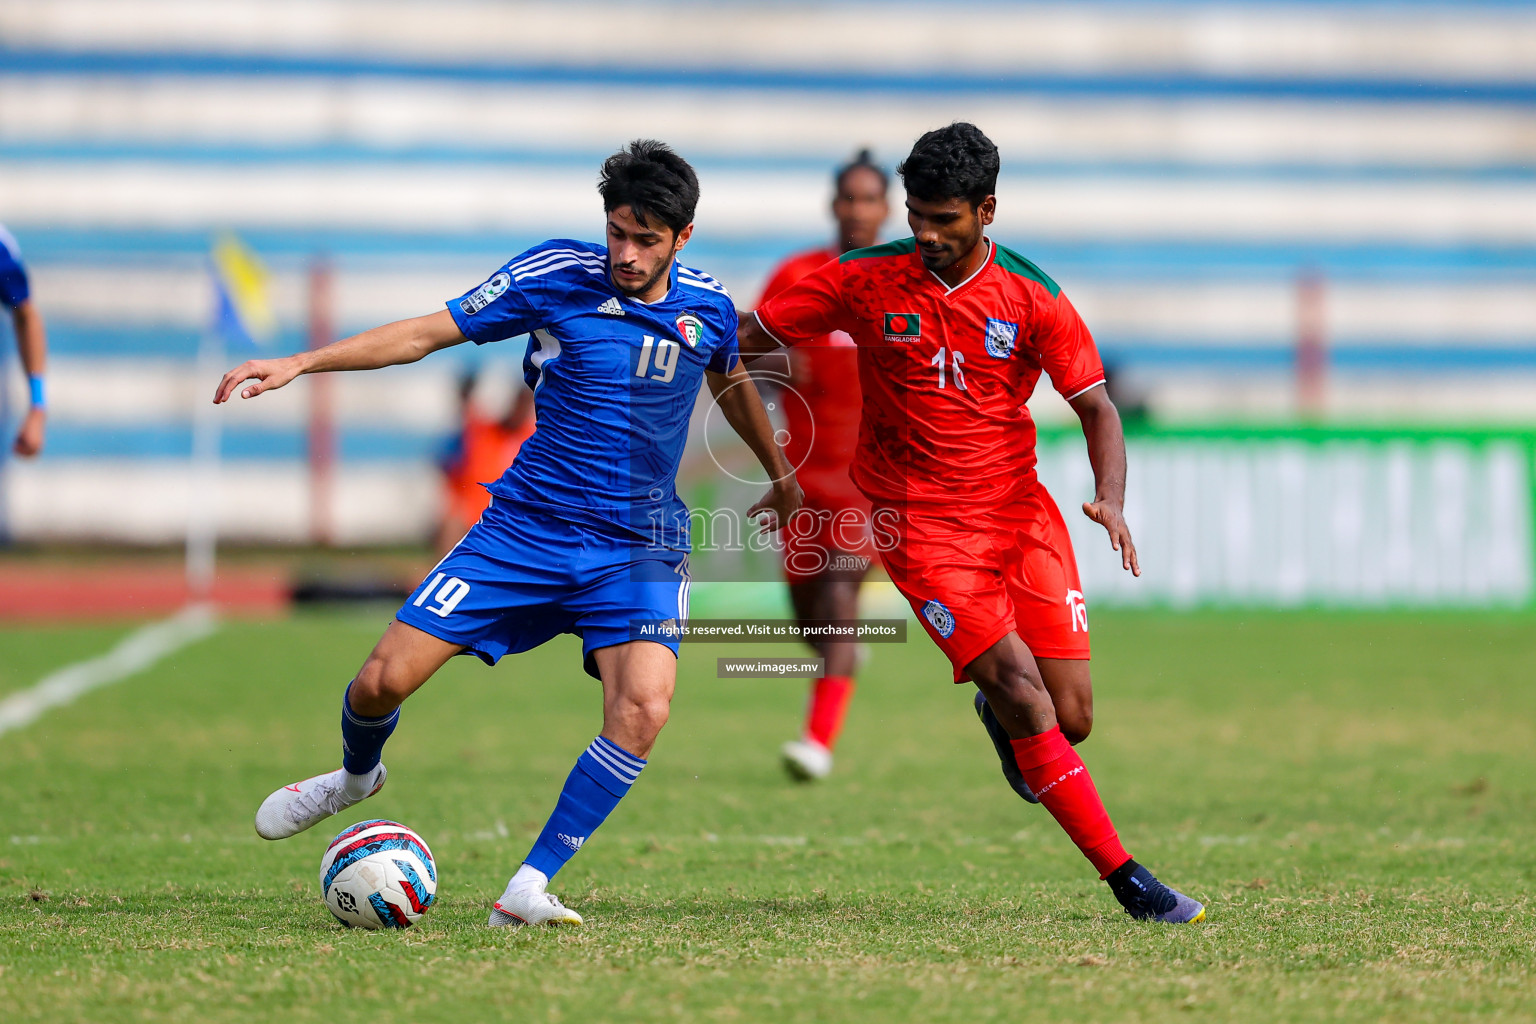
[320,819,437,929]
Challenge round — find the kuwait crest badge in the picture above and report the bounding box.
[675,314,705,348]
[883,312,921,344]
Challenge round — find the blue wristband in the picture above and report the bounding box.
[28,374,44,409]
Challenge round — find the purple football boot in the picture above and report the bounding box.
[1108,861,1206,923]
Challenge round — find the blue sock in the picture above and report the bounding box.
[340,683,399,776]
[524,736,646,878]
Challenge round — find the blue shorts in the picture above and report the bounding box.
[395,500,690,679]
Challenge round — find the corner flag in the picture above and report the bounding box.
[211,232,277,348]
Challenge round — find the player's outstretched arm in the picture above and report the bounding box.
[213,309,466,404]
[1070,383,1140,576]
[735,312,786,364]
[706,358,802,533]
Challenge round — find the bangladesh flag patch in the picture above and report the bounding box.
[883,312,921,343]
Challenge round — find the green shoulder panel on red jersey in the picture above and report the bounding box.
[839,238,917,263]
[993,244,1062,298]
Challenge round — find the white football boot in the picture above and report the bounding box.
[253,764,387,840]
[488,880,584,927]
[781,738,833,781]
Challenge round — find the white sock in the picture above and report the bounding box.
[509,863,548,895]
[341,764,380,800]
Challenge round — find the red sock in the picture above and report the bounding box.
[1011,726,1132,878]
[804,676,855,750]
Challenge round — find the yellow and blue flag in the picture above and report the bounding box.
[210,232,277,348]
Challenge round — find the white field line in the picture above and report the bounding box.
[0,603,219,737]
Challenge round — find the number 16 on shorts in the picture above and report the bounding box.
[413,573,471,618]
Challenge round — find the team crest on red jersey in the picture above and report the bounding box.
[984,318,1018,358]
[883,312,921,344]
[921,599,956,638]
[675,314,705,348]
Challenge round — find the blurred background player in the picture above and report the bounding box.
[436,368,536,554]
[759,150,889,782]
[0,223,49,458]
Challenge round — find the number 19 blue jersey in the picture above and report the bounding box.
[447,239,739,550]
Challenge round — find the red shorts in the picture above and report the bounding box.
[782,477,875,583]
[879,483,1090,682]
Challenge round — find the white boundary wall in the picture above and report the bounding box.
[7,432,1532,608]
[1038,433,1535,607]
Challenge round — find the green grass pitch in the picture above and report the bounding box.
[2,608,1533,1023]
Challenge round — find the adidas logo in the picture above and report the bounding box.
[557,833,585,851]
[597,297,624,316]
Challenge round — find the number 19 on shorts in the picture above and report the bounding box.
[413,573,471,618]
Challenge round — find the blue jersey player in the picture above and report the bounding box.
[1,223,50,457]
[214,142,802,927]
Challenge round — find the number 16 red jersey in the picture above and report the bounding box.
[755,237,1105,511]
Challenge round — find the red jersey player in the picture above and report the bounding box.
[740,123,1203,923]
[759,150,888,782]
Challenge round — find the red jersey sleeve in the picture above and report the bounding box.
[755,258,854,346]
[756,258,804,307]
[1033,289,1106,400]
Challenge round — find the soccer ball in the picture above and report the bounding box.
[320,819,437,929]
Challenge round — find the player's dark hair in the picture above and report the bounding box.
[897,123,999,208]
[835,148,889,194]
[598,140,700,235]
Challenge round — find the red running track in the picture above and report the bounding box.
[0,562,289,621]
